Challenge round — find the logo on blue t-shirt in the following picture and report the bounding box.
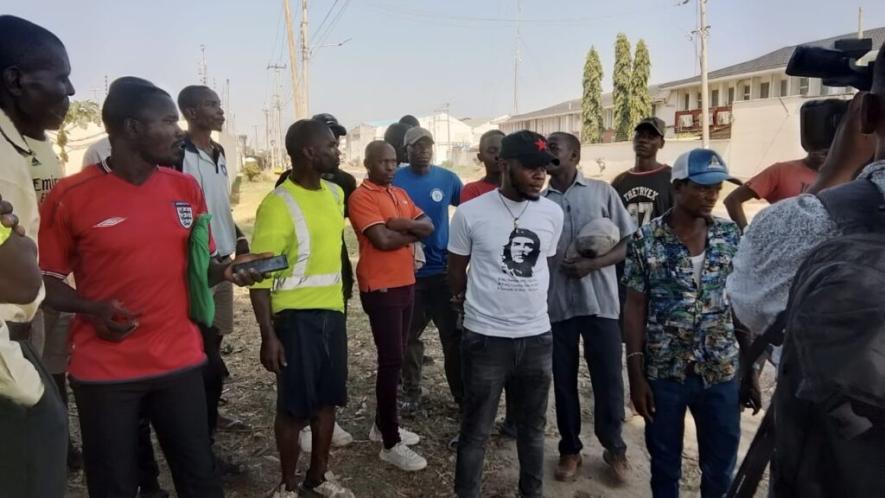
[430,188,444,202]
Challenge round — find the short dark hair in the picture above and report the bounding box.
[177,85,214,113]
[479,129,505,146]
[874,40,885,94]
[399,115,420,128]
[0,16,65,78]
[101,78,171,136]
[285,119,331,159]
[549,131,581,152]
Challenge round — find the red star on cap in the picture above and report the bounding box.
[534,138,547,151]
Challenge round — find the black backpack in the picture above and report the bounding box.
[729,178,885,498]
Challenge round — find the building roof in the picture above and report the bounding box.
[660,26,885,89]
[508,85,661,122]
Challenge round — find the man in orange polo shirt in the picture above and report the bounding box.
[349,141,434,472]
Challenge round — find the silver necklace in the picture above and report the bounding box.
[497,190,530,229]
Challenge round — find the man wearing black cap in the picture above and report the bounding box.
[449,130,563,498]
[277,113,356,453]
[384,122,410,166]
[611,117,674,228]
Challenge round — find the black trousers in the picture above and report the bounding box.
[0,342,67,498]
[402,274,463,405]
[200,324,228,439]
[73,367,223,498]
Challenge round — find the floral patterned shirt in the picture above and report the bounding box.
[623,213,741,386]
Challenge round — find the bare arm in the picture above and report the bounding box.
[385,215,434,238]
[250,288,286,374]
[448,253,470,300]
[0,235,40,304]
[364,225,420,251]
[724,185,758,231]
[561,239,628,278]
[624,288,655,421]
[43,275,139,341]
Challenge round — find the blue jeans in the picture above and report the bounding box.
[645,376,740,498]
[455,330,552,498]
[552,316,626,456]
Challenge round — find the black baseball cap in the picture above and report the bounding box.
[312,113,347,137]
[635,117,666,137]
[500,130,559,167]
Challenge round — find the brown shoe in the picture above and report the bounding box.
[554,454,582,482]
[603,449,629,484]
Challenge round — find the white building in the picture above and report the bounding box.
[502,26,884,141]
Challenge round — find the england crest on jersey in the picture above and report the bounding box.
[174,201,194,229]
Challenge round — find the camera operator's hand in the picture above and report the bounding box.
[810,92,876,194]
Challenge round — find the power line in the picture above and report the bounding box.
[365,3,671,26]
[311,0,340,44]
[314,0,352,48]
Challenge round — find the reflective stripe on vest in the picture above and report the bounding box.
[271,180,341,291]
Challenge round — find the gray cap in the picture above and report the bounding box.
[404,126,434,147]
[635,117,666,137]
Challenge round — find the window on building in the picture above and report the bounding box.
[696,92,702,109]
[760,82,770,99]
[742,84,751,101]
[780,79,788,97]
[711,89,720,107]
[683,93,690,111]
[799,77,809,95]
[728,87,735,105]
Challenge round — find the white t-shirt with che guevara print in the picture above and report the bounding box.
[448,190,563,338]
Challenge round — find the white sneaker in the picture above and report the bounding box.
[379,442,428,472]
[270,483,298,498]
[369,423,420,446]
[299,423,354,453]
[301,472,355,498]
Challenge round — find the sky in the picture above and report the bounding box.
[7,0,885,148]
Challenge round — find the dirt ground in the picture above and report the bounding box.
[65,172,774,498]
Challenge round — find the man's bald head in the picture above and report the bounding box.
[363,140,398,185]
[365,140,395,163]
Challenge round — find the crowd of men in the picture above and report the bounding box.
[2,13,885,498]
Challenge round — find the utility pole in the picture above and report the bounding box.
[513,0,521,115]
[300,0,311,116]
[284,0,303,119]
[263,107,274,167]
[267,64,287,169]
[858,7,864,38]
[698,0,710,147]
[104,75,109,97]
[199,45,208,85]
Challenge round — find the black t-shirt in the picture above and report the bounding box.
[611,165,675,227]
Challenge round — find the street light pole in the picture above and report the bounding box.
[699,0,710,147]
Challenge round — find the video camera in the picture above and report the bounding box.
[786,37,876,91]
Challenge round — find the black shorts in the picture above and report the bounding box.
[274,309,348,419]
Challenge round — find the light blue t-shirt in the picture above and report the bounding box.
[393,165,463,277]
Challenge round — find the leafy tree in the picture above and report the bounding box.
[56,100,101,164]
[631,39,653,129]
[581,47,604,143]
[612,33,633,141]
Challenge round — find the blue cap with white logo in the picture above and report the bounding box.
[671,148,734,185]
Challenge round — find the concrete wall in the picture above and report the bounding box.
[580,138,732,182]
